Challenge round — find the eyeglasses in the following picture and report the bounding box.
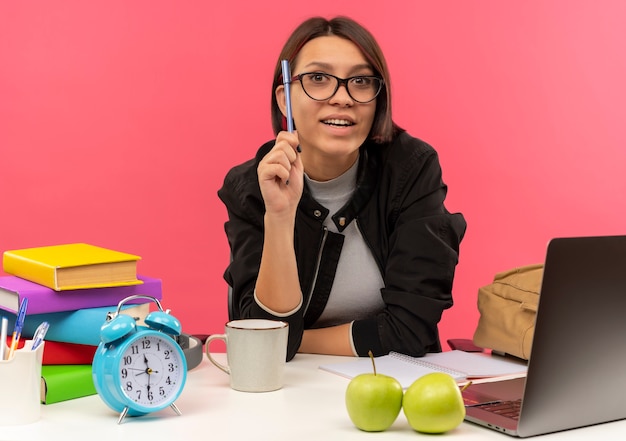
[291,72,384,104]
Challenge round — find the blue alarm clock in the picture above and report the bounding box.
[92,295,187,424]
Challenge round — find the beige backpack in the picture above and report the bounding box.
[473,264,543,360]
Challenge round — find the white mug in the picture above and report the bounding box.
[205,319,289,392]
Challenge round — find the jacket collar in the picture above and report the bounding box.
[299,141,380,232]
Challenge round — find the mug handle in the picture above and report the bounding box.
[205,334,230,374]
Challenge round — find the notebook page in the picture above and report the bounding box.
[320,353,466,389]
[407,350,528,378]
[319,351,528,389]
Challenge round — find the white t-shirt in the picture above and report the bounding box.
[305,158,385,329]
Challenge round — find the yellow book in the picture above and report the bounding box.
[2,243,141,291]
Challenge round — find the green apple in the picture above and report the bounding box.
[345,353,403,432]
[402,372,466,433]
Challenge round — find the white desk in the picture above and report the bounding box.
[3,353,626,440]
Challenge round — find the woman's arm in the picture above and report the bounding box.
[218,134,308,361]
[254,131,304,313]
[352,143,467,357]
[298,323,355,356]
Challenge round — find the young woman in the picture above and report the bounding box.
[218,16,466,361]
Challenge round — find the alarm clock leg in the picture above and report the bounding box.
[170,403,182,416]
[118,407,130,425]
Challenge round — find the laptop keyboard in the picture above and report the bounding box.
[473,399,522,420]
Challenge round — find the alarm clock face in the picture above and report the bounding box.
[118,333,186,409]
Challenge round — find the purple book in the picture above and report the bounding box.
[0,274,162,314]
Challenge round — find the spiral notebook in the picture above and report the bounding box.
[319,350,527,389]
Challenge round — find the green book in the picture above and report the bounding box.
[41,364,97,404]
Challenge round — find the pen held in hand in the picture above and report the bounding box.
[281,59,299,186]
[281,59,295,133]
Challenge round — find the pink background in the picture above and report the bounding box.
[2,1,625,348]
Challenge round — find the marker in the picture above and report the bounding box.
[0,317,8,360]
[281,59,294,133]
[31,321,49,351]
[8,297,28,359]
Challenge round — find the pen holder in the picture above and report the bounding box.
[0,340,45,425]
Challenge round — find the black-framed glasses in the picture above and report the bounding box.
[291,72,384,104]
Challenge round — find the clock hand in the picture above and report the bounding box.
[142,355,154,388]
[143,354,154,384]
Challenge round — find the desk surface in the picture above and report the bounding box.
[3,353,626,440]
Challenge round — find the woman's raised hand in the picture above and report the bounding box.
[257,131,303,218]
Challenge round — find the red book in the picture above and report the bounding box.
[4,337,96,365]
[41,340,97,365]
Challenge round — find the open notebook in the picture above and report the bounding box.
[320,350,528,388]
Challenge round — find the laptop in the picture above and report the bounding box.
[462,235,626,437]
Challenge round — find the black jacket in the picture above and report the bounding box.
[217,131,467,361]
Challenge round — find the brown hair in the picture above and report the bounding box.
[270,16,401,144]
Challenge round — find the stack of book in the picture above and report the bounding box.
[0,243,163,404]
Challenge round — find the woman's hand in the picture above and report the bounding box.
[257,131,303,217]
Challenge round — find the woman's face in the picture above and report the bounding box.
[276,35,377,180]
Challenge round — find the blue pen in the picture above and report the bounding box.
[8,297,28,359]
[31,321,49,351]
[281,59,294,133]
